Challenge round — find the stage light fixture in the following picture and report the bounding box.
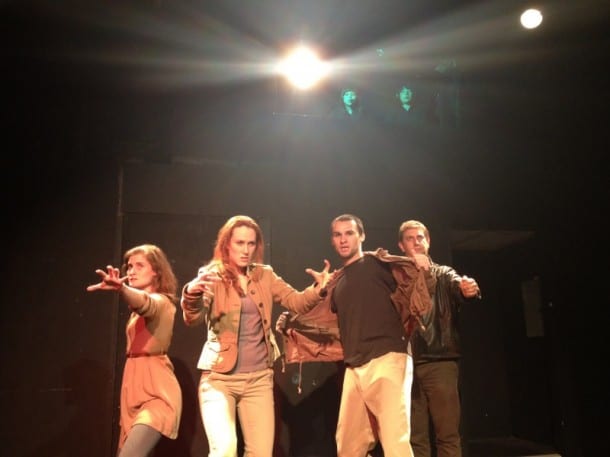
[277,45,329,90]
[520,8,543,29]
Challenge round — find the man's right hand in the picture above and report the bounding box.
[275,311,291,335]
[412,253,431,271]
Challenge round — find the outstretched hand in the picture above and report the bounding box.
[86,265,127,292]
[459,275,480,298]
[305,259,333,289]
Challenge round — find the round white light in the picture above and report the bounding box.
[278,46,329,90]
[520,8,543,29]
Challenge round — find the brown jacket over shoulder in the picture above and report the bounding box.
[277,248,434,367]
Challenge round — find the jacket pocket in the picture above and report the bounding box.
[198,340,237,373]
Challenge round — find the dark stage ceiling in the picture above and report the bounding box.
[2,0,608,237]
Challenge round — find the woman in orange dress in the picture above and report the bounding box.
[87,244,182,457]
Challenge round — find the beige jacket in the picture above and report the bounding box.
[181,263,322,373]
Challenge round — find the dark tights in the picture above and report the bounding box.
[118,424,161,457]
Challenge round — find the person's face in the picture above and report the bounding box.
[331,219,364,265]
[342,90,357,106]
[399,87,413,104]
[398,228,430,257]
[126,253,157,292]
[227,225,257,271]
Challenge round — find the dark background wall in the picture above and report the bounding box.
[2,1,608,456]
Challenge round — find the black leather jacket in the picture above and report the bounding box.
[412,262,480,364]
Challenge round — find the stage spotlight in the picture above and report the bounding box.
[520,8,543,29]
[277,45,329,90]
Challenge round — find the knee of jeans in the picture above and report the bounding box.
[208,436,237,456]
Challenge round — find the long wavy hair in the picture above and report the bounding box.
[207,215,265,294]
[122,244,178,302]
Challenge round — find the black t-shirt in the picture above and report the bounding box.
[332,255,408,367]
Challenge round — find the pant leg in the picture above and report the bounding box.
[237,368,275,457]
[411,364,432,457]
[118,424,161,457]
[336,366,377,457]
[362,352,413,457]
[425,361,462,457]
[199,371,239,457]
[405,352,414,431]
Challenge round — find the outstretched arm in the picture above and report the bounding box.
[87,265,167,316]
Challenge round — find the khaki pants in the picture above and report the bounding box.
[336,351,414,457]
[198,368,274,457]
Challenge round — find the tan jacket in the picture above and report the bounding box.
[181,263,322,373]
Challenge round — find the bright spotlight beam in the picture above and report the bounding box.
[277,46,329,90]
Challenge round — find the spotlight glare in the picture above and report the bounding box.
[278,45,329,90]
[520,8,543,29]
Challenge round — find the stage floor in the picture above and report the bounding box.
[468,436,560,457]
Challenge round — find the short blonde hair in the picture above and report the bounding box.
[398,220,429,242]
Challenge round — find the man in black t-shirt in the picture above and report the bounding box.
[329,214,431,457]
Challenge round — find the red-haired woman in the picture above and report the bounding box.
[181,215,330,457]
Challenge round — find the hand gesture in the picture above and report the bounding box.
[412,253,431,271]
[403,246,431,271]
[86,265,126,292]
[305,259,332,289]
[459,275,480,298]
[275,311,291,335]
[185,267,221,304]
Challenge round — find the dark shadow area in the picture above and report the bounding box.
[3,1,608,456]
[468,437,560,457]
[20,359,112,457]
[274,361,345,457]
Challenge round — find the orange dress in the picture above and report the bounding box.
[118,288,182,450]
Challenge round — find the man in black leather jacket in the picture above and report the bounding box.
[398,220,481,457]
